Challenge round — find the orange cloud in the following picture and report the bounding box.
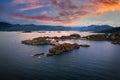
[9,0,120,24]
[12,11,89,25]
[93,0,120,14]
[13,14,63,23]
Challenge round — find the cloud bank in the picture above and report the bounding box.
[0,0,120,25]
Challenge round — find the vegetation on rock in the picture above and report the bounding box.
[79,44,90,47]
[85,32,120,45]
[22,37,51,45]
[49,43,80,55]
[109,32,120,44]
[60,33,81,39]
[33,53,45,57]
[70,33,81,39]
[22,33,81,45]
[21,34,91,57]
[85,34,110,41]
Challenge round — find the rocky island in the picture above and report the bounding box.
[32,43,81,57]
[84,32,120,45]
[22,33,81,45]
[49,43,80,55]
[22,37,51,45]
[21,33,90,57]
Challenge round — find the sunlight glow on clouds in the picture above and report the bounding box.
[0,0,120,26]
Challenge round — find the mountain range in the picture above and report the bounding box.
[99,27,120,33]
[0,22,113,32]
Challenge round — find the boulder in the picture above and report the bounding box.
[79,44,90,47]
[33,53,45,57]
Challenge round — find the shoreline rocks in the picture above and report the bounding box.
[33,53,45,57]
[21,33,81,46]
[84,32,120,45]
[32,43,90,57]
[79,44,90,47]
[21,33,91,57]
[22,37,51,45]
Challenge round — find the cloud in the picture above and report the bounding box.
[92,0,120,14]
[11,0,92,24]
[12,11,89,25]
[0,6,3,11]
[19,5,43,12]
[13,14,61,22]
[41,11,48,16]
[12,0,45,12]
[12,0,41,4]
[1,0,120,24]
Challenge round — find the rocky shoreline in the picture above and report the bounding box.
[21,33,81,45]
[32,43,90,57]
[84,32,120,45]
[21,33,90,57]
[22,37,51,45]
[21,32,120,58]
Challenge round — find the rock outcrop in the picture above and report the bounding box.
[79,44,90,47]
[22,37,51,45]
[49,43,80,55]
[33,53,45,57]
[21,34,92,57]
[85,32,120,45]
[22,33,81,45]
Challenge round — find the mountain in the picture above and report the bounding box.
[72,25,113,32]
[86,25,113,32]
[0,22,68,31]
[0,22,113,32]
[100,27,120,33]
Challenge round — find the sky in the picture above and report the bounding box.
[0,0,120,27]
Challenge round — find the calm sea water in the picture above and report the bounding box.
[0,31,120,80]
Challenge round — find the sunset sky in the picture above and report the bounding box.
[0,0,120,27]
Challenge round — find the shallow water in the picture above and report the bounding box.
[0,31,120,80]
